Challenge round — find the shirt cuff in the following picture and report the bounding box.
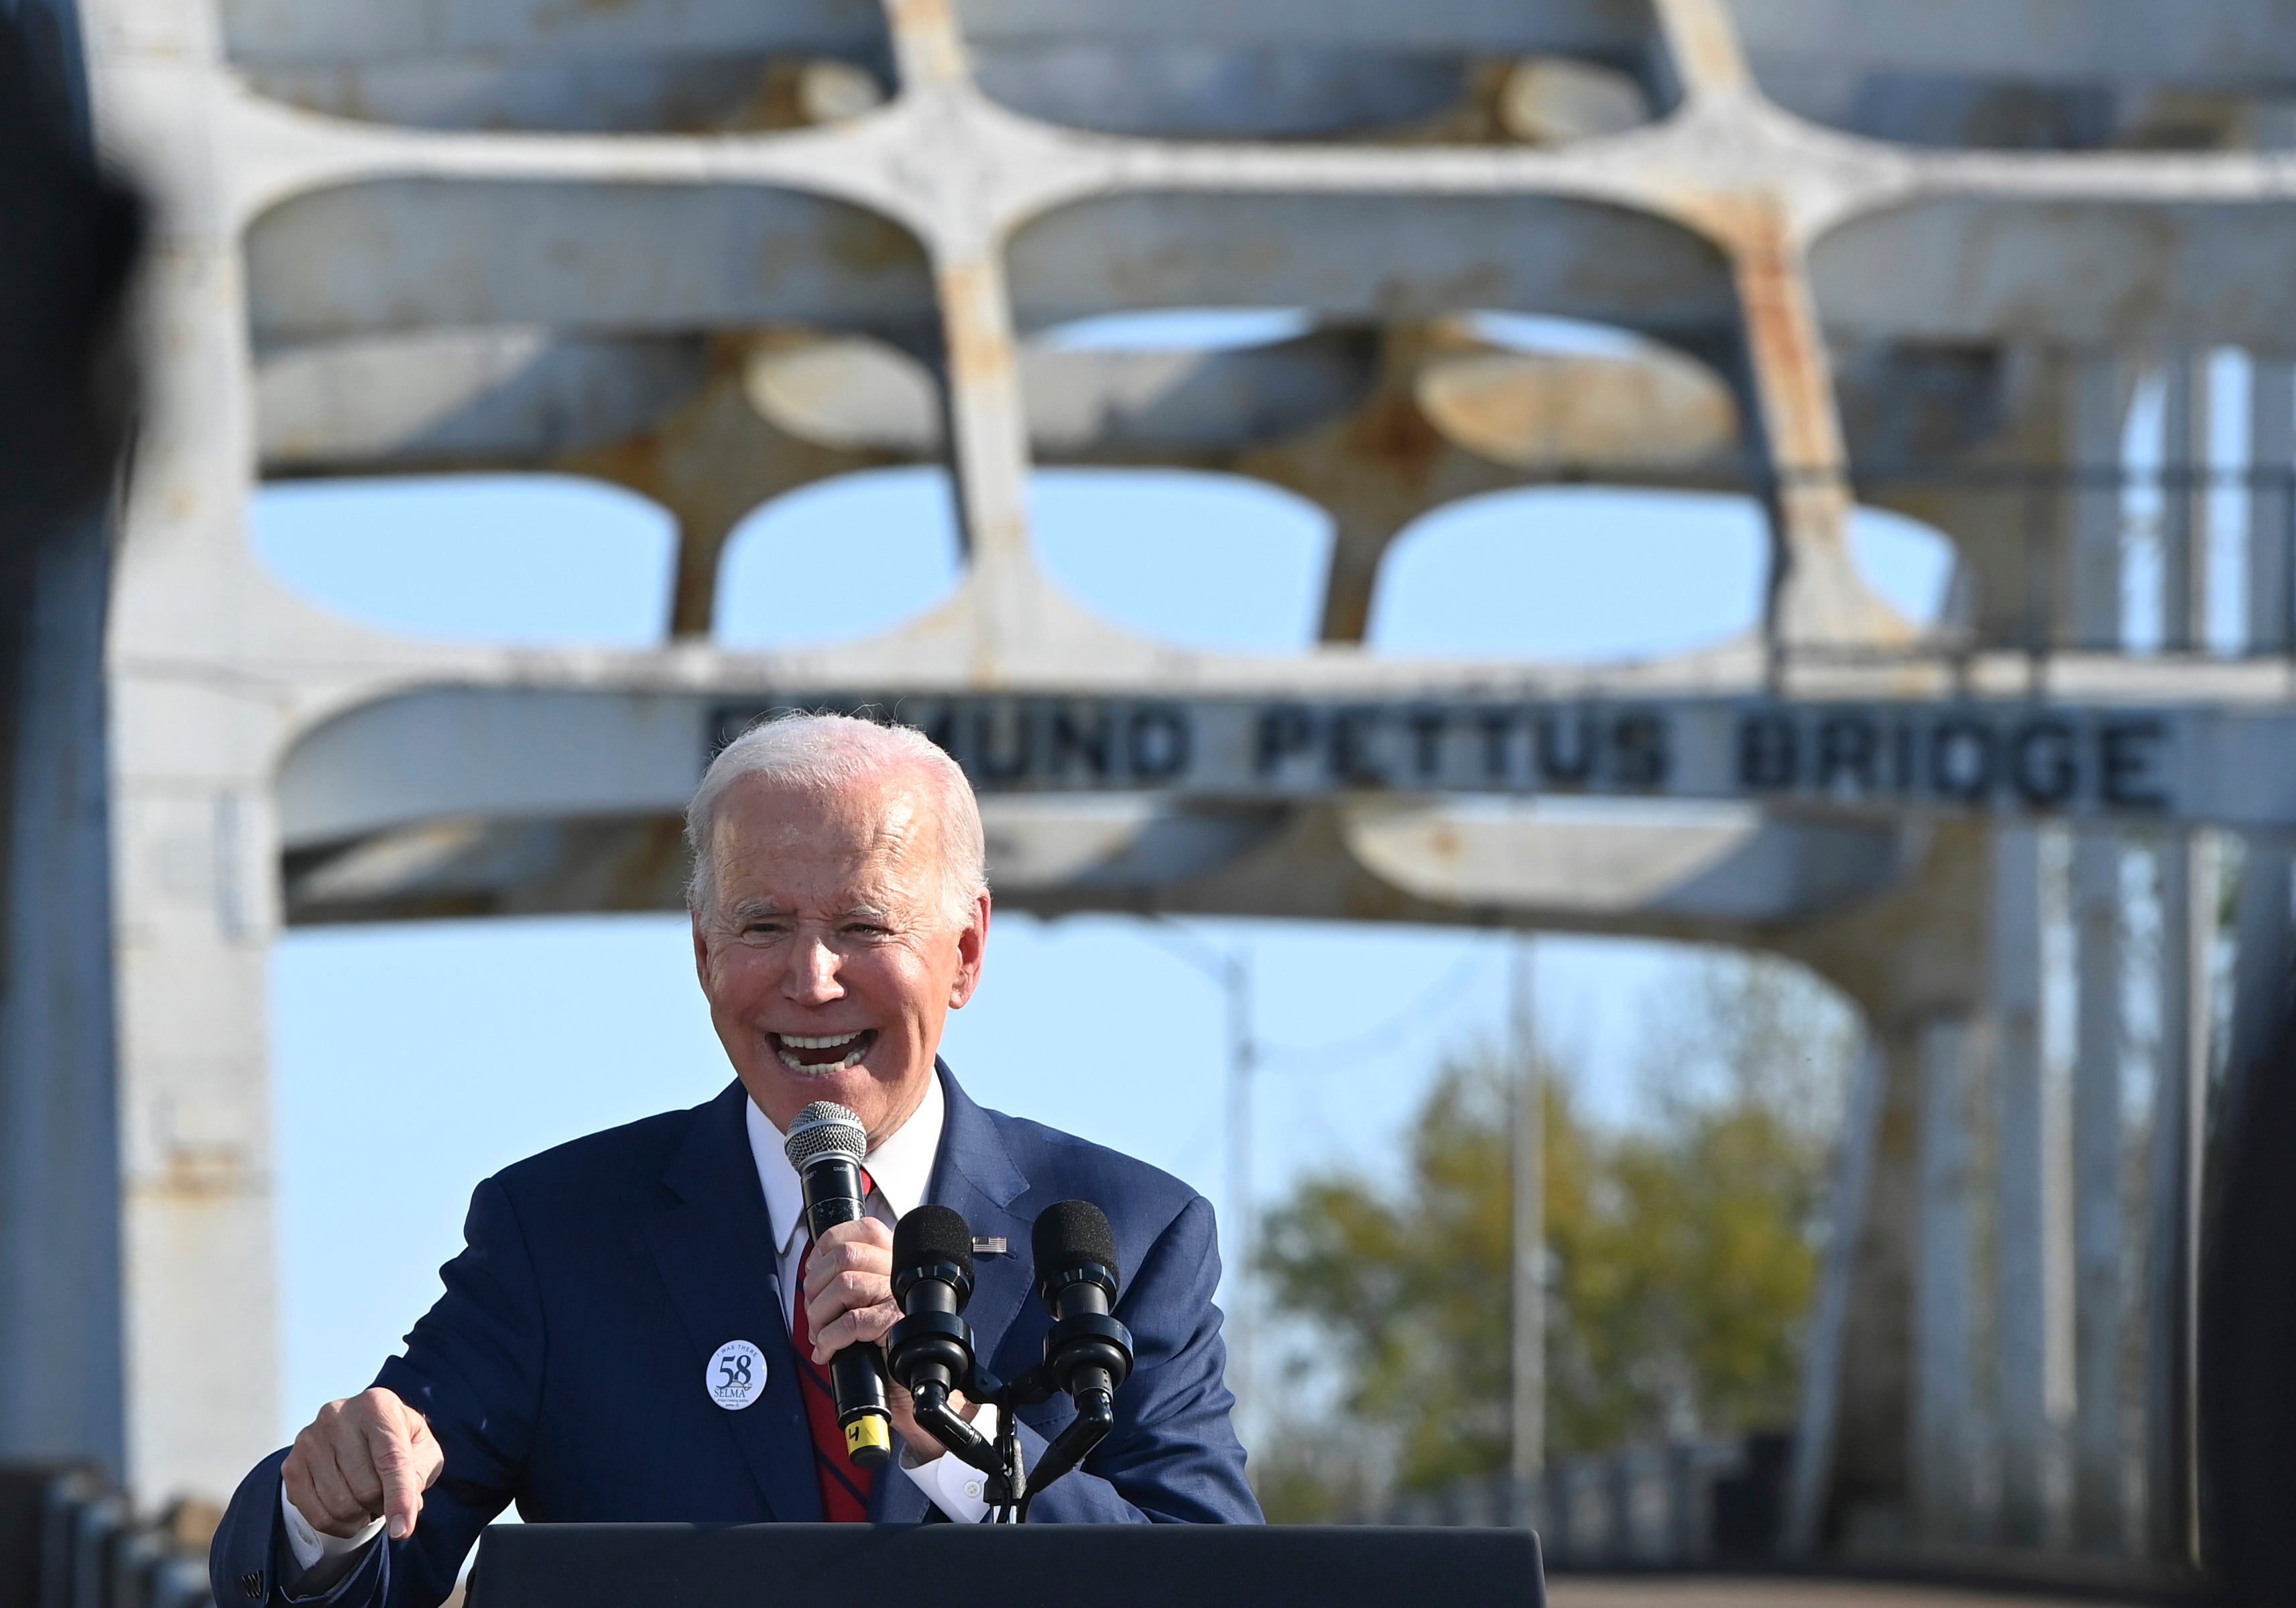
[897,1404,999,1523]
[280,1485,385,1577]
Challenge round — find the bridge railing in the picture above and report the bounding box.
[0,1467,214,1608]
[1363,1433,1791,1568]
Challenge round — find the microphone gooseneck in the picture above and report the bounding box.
[783,1101,893,1469]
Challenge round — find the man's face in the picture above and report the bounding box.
[691,768,988,1142]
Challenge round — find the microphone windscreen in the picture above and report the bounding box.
[1032,1200,1120,1288]
[785,1101,867,1169]
[894,1204,975,1282]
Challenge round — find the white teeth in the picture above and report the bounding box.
[773,1030,871,1076]
[776,1041,871,1075]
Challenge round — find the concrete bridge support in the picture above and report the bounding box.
[2068,830,2126,1553]
[2146,834,2213,1564]
[1990,824,2063,1548]
[556,341,897,641]
[103,170,287,1500]
[1911,1009,1980,1545]
[2065,344,2136,1555]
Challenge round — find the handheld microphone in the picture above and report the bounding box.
[1031,1200,1135,1404]
[784,1101,893,1469]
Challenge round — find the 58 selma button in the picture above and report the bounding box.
[706,1341,766,1410]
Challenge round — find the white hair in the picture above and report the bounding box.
[684,710,987,927]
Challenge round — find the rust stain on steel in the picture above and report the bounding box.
[1416,350,1738,471]
[1717,196,1852,483]
[1675,190,1885,643]
[1325,321,1463,490]
[1647,0,1752,96]
[1339,384,1449,489]
[886,0,969,86]
[932,253,1036,638]
[605,818,690,909]
[938,257,1018,391]
[562,333,897,639]
[142,1145,253,1202]
[1318,564,1375,644]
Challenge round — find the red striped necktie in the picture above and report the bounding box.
[790,1169,877,1522]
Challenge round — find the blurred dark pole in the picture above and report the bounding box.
[0,0,141,1481]
[2202,853,2296,1605]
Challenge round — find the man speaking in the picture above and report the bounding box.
[210,712,1262,1608]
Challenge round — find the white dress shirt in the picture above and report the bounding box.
[743,1072,999,1522]
[283,1075,993,1579]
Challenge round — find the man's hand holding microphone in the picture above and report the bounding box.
[783,1101,982,1472]
[799,1214,984,1465]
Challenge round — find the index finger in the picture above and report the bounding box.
[363,1414,426,1541]
[804,1223,891,1296]
[814,1217,891,1251]
[803,1251,890,1307]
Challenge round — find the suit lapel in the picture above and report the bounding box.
[870,1063,1034,1523]
[644,1081,823,1523]
[932,1064,1035,1372]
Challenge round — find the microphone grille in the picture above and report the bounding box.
[893,1204,975,1281]
[1031,1200,1120,1288]
[784,1101,867,1168]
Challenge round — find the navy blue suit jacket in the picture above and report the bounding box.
[210,1066,1260,1608]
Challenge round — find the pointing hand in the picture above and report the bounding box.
[282,1387,444,1542]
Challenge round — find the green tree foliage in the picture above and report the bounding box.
[1256,952,1850,1518]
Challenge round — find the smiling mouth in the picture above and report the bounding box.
[770,1030,876,1074]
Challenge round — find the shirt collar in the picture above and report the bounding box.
[744,1069,947,1257]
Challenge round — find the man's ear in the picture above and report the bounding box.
[948,892,991,1009]
[690,911,712,990]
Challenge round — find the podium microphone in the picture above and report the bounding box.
[784,1101,894,1469]
[1032,1200,1135,1406]
[1014,1200,1135,1513]
[888,1204,978,1400]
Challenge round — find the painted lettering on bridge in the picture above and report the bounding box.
[713,698,1197,786]
[711,697,1673,794]
[1733,707,2171,812]
[707,696,2183,816]
[1248,702,1668,791]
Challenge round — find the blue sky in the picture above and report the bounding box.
[255,365,1955,1435]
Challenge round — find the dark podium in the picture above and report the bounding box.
[467,1524,1546,1608]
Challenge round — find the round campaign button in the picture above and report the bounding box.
[707,1340,767,1410]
